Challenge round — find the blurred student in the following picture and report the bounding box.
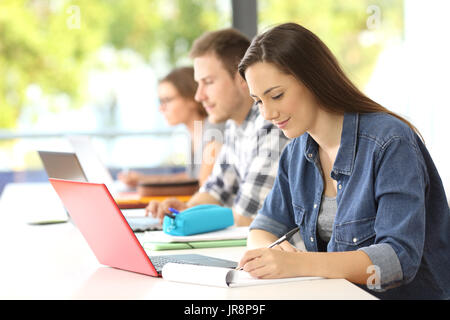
[236,22,450,299]
[146,28,290,226]
[118,66,224,187]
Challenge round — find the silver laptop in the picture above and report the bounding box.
[37,150,160,231]
[66,135,119,193]
[37,151,87,182]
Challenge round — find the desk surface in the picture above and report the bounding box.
[0,183,377,300]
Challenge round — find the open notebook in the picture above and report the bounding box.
[162,263,322,288]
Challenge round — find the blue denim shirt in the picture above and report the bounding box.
[250,112,450,299]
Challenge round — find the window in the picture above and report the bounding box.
[1,0,448,197]
[0,0,231,193]
[257,0,450,195]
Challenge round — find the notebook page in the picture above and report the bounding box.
[226,270,322,288]
[161,263,322,288]
[162,263,231,287]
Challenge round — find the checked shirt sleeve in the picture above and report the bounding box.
[234,125,290,217]
[200,108,290,218]
[199,142,240,208]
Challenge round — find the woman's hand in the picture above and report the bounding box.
[238,244,375,285]
[237,241,304,279]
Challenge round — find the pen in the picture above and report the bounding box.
[165,207,180,219]
[266,226,300,248]
[236,226,300,270]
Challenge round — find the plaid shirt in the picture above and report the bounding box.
[200,104,290,217]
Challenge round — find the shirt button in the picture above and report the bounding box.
[338,184,342,190]
[310,237,314,242]
[308,153,313,158]
[353,237,358,243]
[313,204,317,209]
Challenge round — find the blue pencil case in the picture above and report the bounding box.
[162,204,234,236]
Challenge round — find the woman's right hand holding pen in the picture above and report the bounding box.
[237,227,303,278]
[237,243,303,279]
[238,229,375,285]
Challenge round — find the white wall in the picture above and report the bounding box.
[366,0,450,197]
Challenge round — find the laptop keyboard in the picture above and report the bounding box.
[149,254,238,273]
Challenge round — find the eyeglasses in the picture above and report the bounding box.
[159,95,179,107]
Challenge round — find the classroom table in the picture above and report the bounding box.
[0,182,377,300]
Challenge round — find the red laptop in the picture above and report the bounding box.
[49,178,237,277]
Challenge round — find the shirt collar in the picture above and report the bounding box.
[304,112,358,176]
[333,112,358,176]
[235,102,259,132]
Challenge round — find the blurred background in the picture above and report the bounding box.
[0,0,449,197]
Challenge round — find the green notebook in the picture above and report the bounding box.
[142,239,247,251]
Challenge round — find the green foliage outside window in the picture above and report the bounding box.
[259,0,404,90]
[0,0,403,130]
[0,0,225,129]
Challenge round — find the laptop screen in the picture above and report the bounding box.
[67,136,115,187]
[49,179,158,276]
[38,151,87,182]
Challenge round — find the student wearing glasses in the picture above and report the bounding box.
[237,22,450,299]
[118,66,225,187]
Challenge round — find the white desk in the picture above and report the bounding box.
[0,183,377,300]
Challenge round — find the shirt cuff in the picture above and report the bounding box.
[199,183,234,208]
[249,213,290,238]
[358,243,403,291]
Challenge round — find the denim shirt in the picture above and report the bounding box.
[250,112,450,299]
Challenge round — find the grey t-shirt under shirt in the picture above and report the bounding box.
[317,195,337,242]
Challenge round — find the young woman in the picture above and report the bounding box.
[237,22,449,299]
[118,66,224,187]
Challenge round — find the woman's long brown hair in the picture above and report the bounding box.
[238,23,421,139]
